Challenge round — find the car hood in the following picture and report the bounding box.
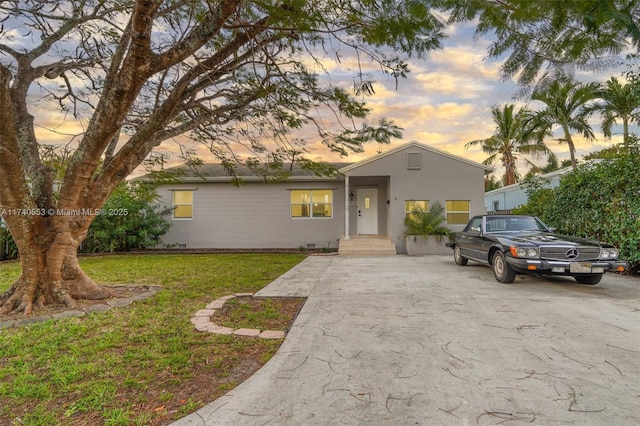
[496,231,603,247]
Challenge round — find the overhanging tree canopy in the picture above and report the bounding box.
[444,0,640,91]
[0,0,445,314]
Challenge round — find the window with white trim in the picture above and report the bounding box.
[446,200,470,224]
[405,200,429,219]
[290,189,333,218]
[173,190,193,219]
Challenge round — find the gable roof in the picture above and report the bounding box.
[339,140,493,174]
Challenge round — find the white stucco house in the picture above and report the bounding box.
[484,166,573,212]
[152,141,492,254]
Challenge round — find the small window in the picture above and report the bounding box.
[405,200,429,219]
[291,189,333,218]
[446,200,470,224]
[407,152,421,169]
[492,201,499,211]
[173,190,193,219]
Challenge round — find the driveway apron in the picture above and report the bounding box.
[174,255,640,425]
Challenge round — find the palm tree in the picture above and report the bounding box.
[590,76,640,146]
[530,78,599,169]
[466,104,550,186]
[484,175,502,191]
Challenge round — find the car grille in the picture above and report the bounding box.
[539,246,601,261]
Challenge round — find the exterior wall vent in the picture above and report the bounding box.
[407,152,421,170]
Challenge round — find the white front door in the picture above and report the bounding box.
[356,188,378,235]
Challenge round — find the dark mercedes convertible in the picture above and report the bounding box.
[448,215,627,285]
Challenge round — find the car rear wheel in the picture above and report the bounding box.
[453,245,468,266]
[493,251,516,283]
[573,274,603,285]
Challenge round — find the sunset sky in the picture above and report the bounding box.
[297,20,629,175]
[292,18,637,178]
[28,18,629,178]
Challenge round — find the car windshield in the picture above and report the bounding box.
[485,217,547,233]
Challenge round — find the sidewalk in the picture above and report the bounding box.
[253,255,335,298]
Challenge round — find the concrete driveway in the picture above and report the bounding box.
[175,255,640,425]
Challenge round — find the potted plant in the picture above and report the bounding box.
[403,201,453,255]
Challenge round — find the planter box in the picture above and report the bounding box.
[405,235,451,256]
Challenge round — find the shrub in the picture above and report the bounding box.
[0,225,18,260]
[403,201,452,243]
[82,182,172,252]
[511,175,556,220]
[542,156,640,273]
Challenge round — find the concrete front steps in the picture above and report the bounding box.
[338,235,397,256]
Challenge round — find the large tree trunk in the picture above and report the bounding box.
[0,215,114,316]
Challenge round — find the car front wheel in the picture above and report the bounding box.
[493,251,516,283]
[573,274,603,285]
[454,245,468,266]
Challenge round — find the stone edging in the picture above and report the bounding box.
[190,293,286,339]
[0,285,161,330]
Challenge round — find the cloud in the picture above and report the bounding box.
[33,109,87,146]
[429,46,502,81]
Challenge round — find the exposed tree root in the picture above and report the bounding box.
[0,275,117,316]
[0,289,32,316]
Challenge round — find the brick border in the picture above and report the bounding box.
[190,293,286,339]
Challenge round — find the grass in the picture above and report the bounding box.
[0,253,306,425]
[215,297,305,331]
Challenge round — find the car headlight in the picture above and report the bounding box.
[601,248,618,259]
[512,246,538,258]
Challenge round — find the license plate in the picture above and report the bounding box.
[570,262,592,273]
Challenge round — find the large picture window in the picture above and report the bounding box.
[173,190,193,219]
[291,190,333,218]
[446,200,470,224]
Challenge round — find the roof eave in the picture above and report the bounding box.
[154,175,345,184]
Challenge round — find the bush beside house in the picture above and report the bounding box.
[81,182,172,253]
[514,155,640,274]
[403,201,453,255]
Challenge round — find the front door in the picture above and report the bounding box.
[356,188,378,235]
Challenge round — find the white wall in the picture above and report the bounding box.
[345,144,488,253]
[157,180,345,249]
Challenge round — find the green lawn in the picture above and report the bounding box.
[0,253,306,425]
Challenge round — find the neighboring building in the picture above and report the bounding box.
[153,141,492,254]
[484,166,573,212]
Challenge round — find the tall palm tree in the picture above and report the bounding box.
[530,78,599,169]
[590,76,640,145]
[466,104,550,186]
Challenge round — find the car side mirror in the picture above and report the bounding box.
[470,226,481,233]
